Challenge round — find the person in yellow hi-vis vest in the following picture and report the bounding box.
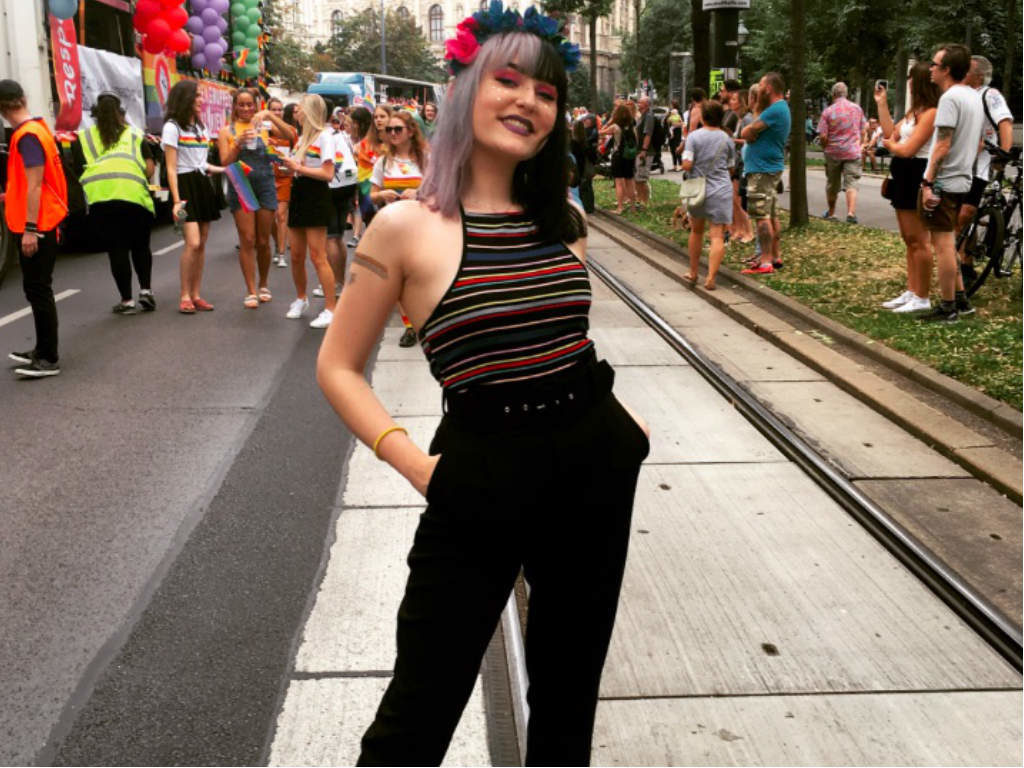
[72,92,157,314]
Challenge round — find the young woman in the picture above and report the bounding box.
[344,107,373,247]
[161,80,224,314]
[370,109,430,347]
[73,92,156,313]
[876,62,940,314]
[727,89,754,244]
[681,100,736,290]
[218,88,295,308]
[316,5,649,764]
[570,117,597,213]
[666,102,683,171]
[599,102,637,214]
[352,105,390,247]
[278,94,337,329]
[322,108,359,297]
[420,101,438,139]
[266,98,298,268]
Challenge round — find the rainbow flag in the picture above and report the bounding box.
[225,161,258,212]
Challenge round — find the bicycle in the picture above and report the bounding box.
[957,141,1022,298]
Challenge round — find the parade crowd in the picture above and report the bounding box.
[0,39,1016,380]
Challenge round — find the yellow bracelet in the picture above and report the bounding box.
[372,426,408,459]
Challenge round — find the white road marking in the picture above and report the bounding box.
[0,289,80,329]
[153,240,184,256]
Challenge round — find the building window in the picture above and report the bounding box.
[331,9,343,36]
[397,6,409,18]
[479,1,489,10]
[429,4,444,41]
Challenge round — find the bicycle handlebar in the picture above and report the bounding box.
[985,140,1021,164]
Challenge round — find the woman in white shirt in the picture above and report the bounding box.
[161,80,224,314]
[321,109,360,298]
[278,94,337,329]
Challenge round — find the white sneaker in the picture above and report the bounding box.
[882,290,914,309]
[275,254,288,268]
[312,285,325,298]
[893,296,931,313]
[286,298,309,319]
[347,236,359,248]
[309,309,333,329]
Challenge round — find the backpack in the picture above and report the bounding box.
[650,114,666,151]
[617,125,638,160]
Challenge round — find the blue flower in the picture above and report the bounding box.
[559,41,582,72]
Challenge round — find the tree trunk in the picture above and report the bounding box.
[690,0,709,94]
[1003,0,1018,109]
[589,13,599,113]
[788,0,808,227]
[634,0,642,82]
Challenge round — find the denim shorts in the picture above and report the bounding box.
[228,168,278,213]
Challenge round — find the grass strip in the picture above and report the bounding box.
[593,177,1022,410]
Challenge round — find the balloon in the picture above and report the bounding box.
[203,42,223,62]
[245,7,260,23]
[248,21,261,36]
[135,0,161,20]
[192,52,208,70]
[215,16,228,32]
[245,36,258,50]
[202,25,221,43]
[159,0,181,8]
[244,0,258,8]
[191,35,204,54]
[143,34,166,54]
[167,29,191,53]
[210,0,230,14]
[146,17,171,46]
[163,6,188,28]
[200,7,220,25]
[232,28,247,45]
[230,3,246,19]
[185,16,203,34]
[48,0,78,20]
[190,0,207,11]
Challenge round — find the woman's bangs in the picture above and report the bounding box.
[479,32,565,93]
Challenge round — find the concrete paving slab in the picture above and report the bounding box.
[590,299,652,328]
[613,366,786,464]
[747,380,971,479]
[603,463,1021,699]
[855,478,1023,626]
[589,327,689,366]
[295,507,420,673]
[269,676,490,767]
[588,273,618,301]
[341,416,441,507]
[729,301,796,334]
[954,446,1024,500]
[375,326,431,362]
[592,690,1023,766]
[681,321,826,383]
[370,360,443,417]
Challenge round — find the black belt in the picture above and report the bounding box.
[441,355,613,431]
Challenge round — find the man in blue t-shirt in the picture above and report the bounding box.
[740,72,791,274]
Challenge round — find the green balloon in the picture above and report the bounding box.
[245,36,258,49]
[246,7,260,23]
[247,64,260,77]
[230,3,246,19]
[232,28,247,45]
[244,0,258,7]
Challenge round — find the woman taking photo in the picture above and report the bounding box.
[161,80,223,314]
[316,4,649,764]
[278,94,337,329]
[266,98,297,268]
[217,88,295,308]
[599,102,637,214]
[73,92,156,313]
[876,62,940,314]
[370,109,430,347]
[681,99,735,290]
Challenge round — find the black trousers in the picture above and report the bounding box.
[358,361,649,766]
[16,230,59,363]
[90,201,153,300]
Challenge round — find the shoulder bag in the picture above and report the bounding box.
[678,133,729,210]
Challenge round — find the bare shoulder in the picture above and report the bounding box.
[371,199,450,240]
[363,200,459,270]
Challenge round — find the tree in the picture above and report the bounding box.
[690,0,709,95]
[544,0,615,113]
[319,8,447,82]
[263,0,316,92]
[620,0,692,98]
[788,0,808,226]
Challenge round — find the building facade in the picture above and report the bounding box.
[282,0,634,94]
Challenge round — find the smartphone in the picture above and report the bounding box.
[875,79,888,92]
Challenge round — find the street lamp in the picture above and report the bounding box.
[737,20,748,46]
[670,51,692,108]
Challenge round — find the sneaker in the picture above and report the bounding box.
[9,350,34,365]
[275,254,288,268]
[846,214,858,224]
[312,285,325,298]
[347,236,359,248]
[309,309,333,329]
[882,290,915,309]
[893,296,931,313]
[822,211,839,222]
[15,358,60,378]
[956,298,976,316]
[741,263,775,275]
[138,292,156,311]
[399,326,418,347]
[919,303,959,322]
[112,301,139,315]
[286,298,309,319]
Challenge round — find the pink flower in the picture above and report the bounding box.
[457,17,478,34]
[445,27,480,65]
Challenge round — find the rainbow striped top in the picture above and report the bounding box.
[419,210,594,391]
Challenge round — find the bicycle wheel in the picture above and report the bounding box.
[965,204,1006,298]
[996,199,1021,277]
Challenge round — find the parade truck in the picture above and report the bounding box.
[308,72,445,114]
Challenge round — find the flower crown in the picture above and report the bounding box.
[445,1,582,77]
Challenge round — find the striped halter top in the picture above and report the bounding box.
[419,209,594,391]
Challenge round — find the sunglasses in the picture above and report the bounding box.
[929,60,944,69]
[385,126,406,135]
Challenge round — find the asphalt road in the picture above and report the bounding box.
[0,220,358,765]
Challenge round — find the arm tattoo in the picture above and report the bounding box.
[936,126,954,141]
[352,252,389,280]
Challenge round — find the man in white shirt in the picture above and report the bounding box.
[918,43,984,322]
[957,55,1015,285]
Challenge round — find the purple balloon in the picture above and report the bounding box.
[185,16,204,35]
[191,35,204,54]
[200,7,220,25]
[215,16,228,32]
[204,42,223,62]
[191,0,208,12]
[192,52,208,70]
[213,0,230,13]
[202,25,221,43]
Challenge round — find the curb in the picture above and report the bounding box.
[591,210,1023,503]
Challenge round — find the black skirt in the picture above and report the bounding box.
[288,176,333,228]
[889,156,928,211]
[177,170,221,223]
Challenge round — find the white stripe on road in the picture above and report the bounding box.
[153,240,184,256]
[0,289,81,329]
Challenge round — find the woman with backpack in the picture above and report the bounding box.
[599,102,637,213]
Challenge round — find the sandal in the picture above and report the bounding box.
[244,294,259,309]
[258,287,272,303]
[178,298,196,314]
[193,297,215,311]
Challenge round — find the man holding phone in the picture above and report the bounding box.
[817,81,867,223]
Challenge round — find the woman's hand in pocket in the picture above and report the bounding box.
[413,453,442,498]
[620,401,650,439]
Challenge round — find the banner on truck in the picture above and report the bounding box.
[49,14,82,130]
[142,52,180,134]
[195,79,234,136]
[78,47,146,132]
